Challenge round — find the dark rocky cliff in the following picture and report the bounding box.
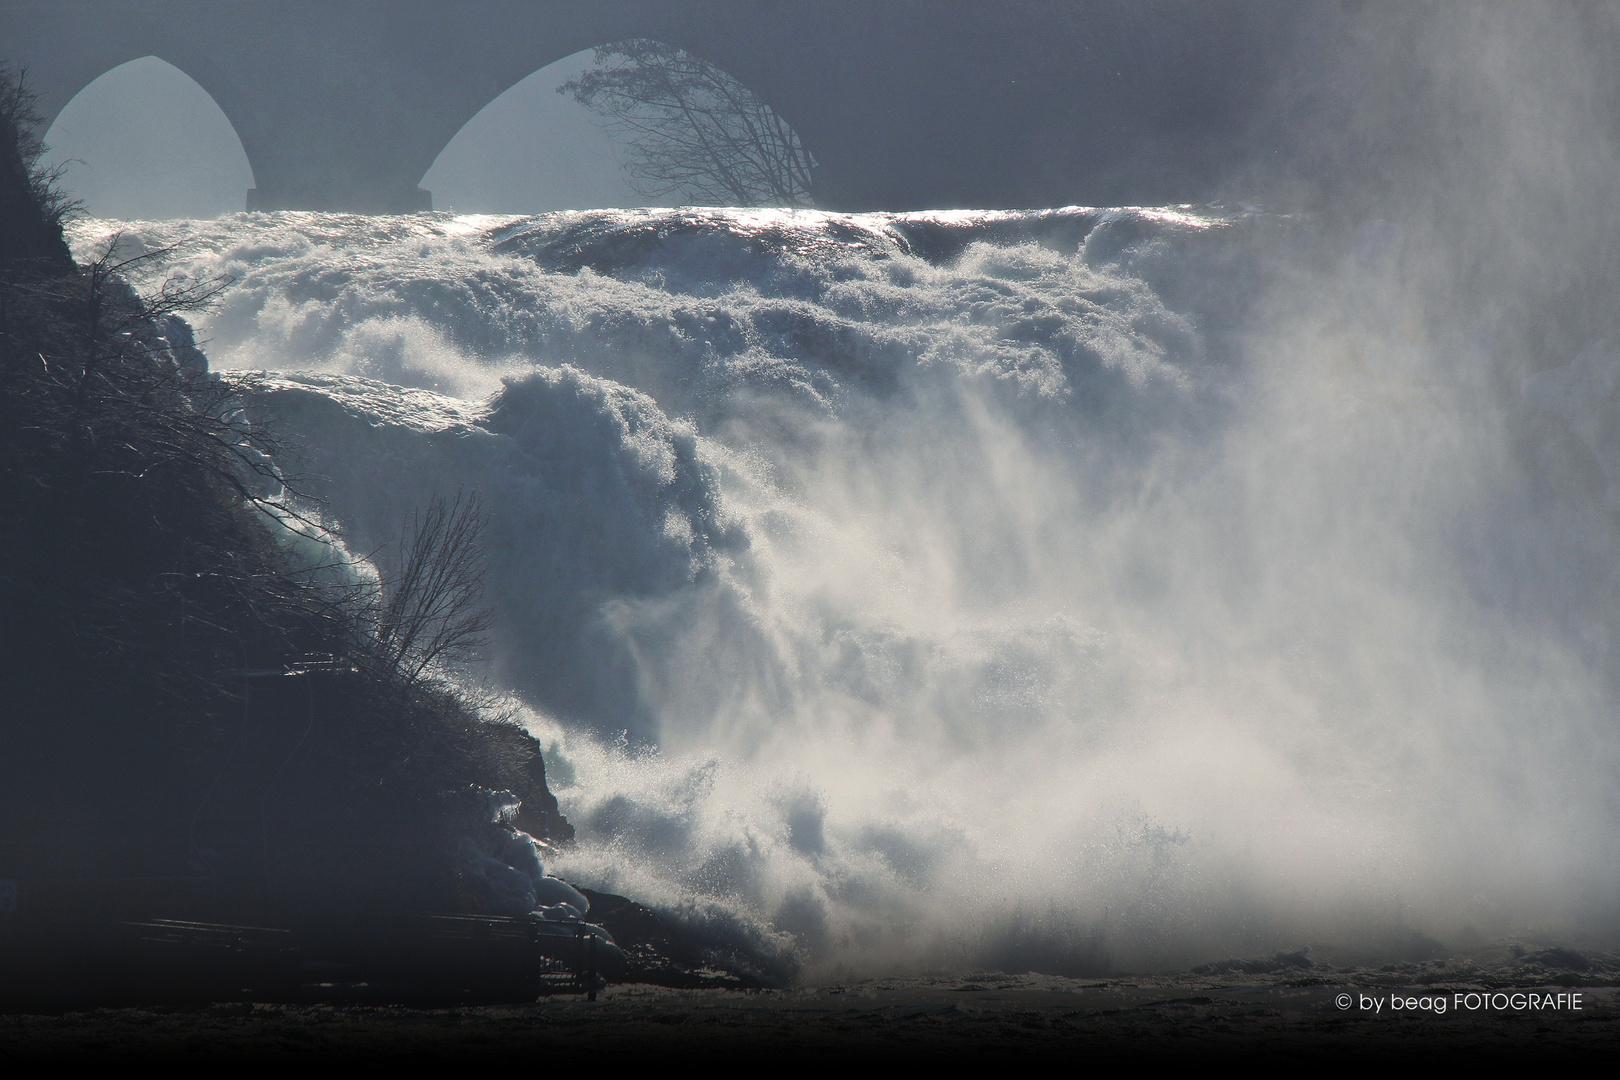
[0,68,571,936]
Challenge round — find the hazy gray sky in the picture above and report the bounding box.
[43,51,655,219]
[424,51,658,214]
[42,56,252,219]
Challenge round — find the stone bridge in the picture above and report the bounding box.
[0,0,1304,213]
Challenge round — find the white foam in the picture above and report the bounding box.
[64,204,1620,975]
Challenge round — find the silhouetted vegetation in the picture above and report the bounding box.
[0,67,73,271]
[0,67,569,934]
[376,492,493,686]
[561,39,817,207]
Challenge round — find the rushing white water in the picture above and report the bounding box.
[68,205,1620,978]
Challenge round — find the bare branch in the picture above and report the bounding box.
[376,491,492,684]
[561,39,818,208]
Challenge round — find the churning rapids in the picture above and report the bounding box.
[66,206,1620,980]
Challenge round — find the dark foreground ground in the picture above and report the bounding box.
[4,973,1617,1065]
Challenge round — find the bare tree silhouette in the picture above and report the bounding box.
[560,39,817,208]
[376,491,492,684]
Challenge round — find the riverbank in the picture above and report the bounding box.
[5,972,1617,1064]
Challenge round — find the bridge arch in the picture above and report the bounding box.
[42,55,253,219]
[422,43,815,213]
[423,49,644,214]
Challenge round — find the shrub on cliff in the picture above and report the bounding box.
[0,66,72,273]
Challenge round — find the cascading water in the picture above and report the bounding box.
[66,203,1620,980]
